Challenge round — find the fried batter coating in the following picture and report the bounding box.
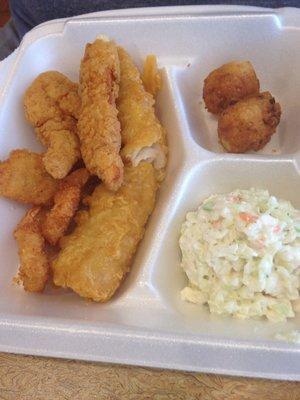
[203,61,260,114]
[0,149,58,205]
[218,92,281,153]
[24,71,81,179]
[52,162,158,302]
[41,186,81,246]
[78,38,123,191]
[14,207,49,292]
[41,168,89,245]
[60,167,90,189]
[117,47,167,176]
[142,54,162,97]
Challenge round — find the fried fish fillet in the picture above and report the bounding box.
[41,168,89,245]
[78,38,123,191]
[24,71,81,179]
[117,47,167,176]
[52,162,158,301]
[0,149,58,205]
[14,207,49,292]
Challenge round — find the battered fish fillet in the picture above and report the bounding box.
[24,71,81,179]
[218,91,281,153]
[52,162,158,302]
[41,168,89,245]
[117,47,167,176]
[0,149,58,205]
[14,207,49,292]
[203,61,260,114]
[78,38,123,191]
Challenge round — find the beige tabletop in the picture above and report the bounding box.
[0,353,299,399]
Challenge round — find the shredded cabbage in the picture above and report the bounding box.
[180,188,300,322]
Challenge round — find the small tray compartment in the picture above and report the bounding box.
[150,157,300,339]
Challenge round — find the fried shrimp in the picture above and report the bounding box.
[41,168,89,245]
[14,207,49,292]
[218,91,281,153]
[0,149,58,205]
[78,38,123,191]
[24,71,81,179]
[203,61,260,114]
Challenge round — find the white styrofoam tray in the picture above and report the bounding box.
[0,5,300,380]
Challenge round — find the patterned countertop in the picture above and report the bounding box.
[0,353,299,399]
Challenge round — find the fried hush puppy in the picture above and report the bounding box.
[0,149,58,205]
[117,47,167,176]
[52,162,158,302]
[14,207,49,292]
[218,92,281,153]
[78,38,124,191]
[203,61,260,114]
[24,71,81,179]
[41,168,89,245]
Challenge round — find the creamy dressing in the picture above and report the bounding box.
[180,188,300,322]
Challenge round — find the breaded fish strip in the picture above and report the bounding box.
[41,168,89,245]
[117,47,167,174]
[0,149,58,205]
[78,38,123,191]
[24,71,81,179]
[52,162,158,302]
[14,207,49,292]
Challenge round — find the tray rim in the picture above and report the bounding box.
[1,4,300,381]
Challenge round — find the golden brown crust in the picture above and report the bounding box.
[141,54,162,97]
[78,39,123,191]
[117,47,167,171]
[52,163,158,302]
[13,207,49,292]
[218,91,281,153]
[59,168,90,189]
[0,149,58,205]
[203,61,260,114]
[24,71,81,179]
[41,186,81,246]
[41,168,90,245]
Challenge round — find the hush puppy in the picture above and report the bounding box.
[218,91,281,153]
[203,61,260,114]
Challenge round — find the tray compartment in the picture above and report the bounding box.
[150,156,300,340]
[173,23,300,155]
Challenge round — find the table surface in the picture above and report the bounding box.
[0,353,298,399]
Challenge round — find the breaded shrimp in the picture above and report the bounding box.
[0,149,58,205]
[24,71,81,179]
[14,207,49,292]
[78,38,123,191]
[41,168,89,245]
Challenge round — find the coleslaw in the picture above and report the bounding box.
[179,188,300,322]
